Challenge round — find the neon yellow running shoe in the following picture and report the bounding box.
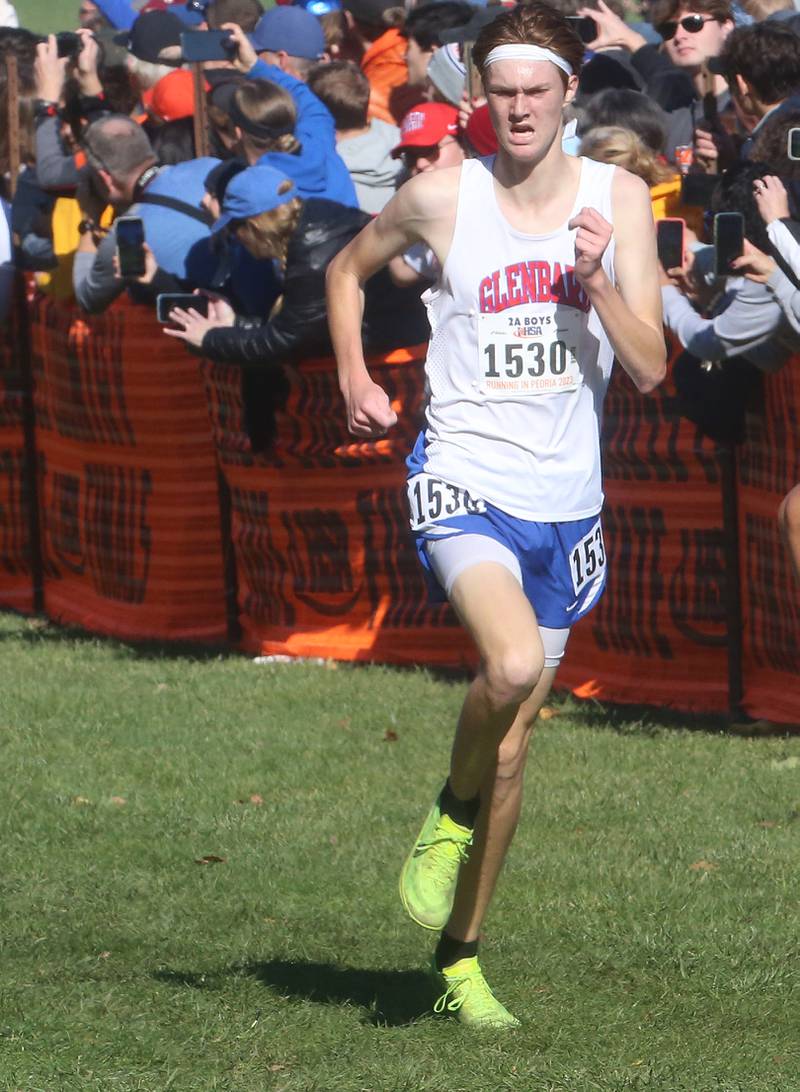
[399,798,472,930]
[432,956,521,1029]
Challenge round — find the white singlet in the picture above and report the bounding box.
[408,155,617,522]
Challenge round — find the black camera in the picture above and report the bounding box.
[56,31,82,59]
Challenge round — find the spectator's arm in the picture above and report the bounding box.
[767,219,800,283]
[35,114,81,191]
[73,225,124,313]
[765,266,800,336]
[201,261,328,365]
[661,280,791,366]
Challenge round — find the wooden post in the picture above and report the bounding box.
[192,63,209,159]
[6,51,20,200]
[5,51,45,611]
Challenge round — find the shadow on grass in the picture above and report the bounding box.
[0,611,235,662]
[153,961,435,1027]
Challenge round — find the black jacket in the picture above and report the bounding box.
[201,198,429,367]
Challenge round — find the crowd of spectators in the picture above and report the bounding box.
[0,0,799,507]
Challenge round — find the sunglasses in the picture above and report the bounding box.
[400,137,457,171]
[658,14,716,40]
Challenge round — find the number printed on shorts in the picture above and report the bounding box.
[407,473,486,531]
[569,520,606,596]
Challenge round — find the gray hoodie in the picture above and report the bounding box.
[337,119,403,217]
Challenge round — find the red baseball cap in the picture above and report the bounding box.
[149,69,197,122]
[392,103,459,158]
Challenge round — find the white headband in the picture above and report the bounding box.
[483,44,573,78]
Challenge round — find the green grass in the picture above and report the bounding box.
[1,609,799,1091]
[15,0,78,33]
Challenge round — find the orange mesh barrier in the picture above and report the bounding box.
[736,359,800,724]
[29,295,227,641]
[204,346,474,665]
[206,345,739,714]
[0,285,35,613]
[558,352,730,713]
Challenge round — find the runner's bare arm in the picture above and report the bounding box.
[569,169,666,394]
[327,172,455,437]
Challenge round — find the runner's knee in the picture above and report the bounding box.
[483,648,544,708]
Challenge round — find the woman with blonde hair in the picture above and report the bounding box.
[580,124,675,188]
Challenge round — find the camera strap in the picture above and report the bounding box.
[136,192,214,227]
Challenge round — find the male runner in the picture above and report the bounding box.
[326,2,665,1029]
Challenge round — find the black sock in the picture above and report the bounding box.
[439,779,480,829]
[435,931,479,971]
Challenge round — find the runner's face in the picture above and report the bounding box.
[484,59,575,162]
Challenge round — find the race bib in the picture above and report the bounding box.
[407,473,486,532]
[477,310,582,396]
[568,520,606,596]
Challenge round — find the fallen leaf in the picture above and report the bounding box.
[757,819,778,828]
[329,835,338,845]
[384,729,398,742]
[98,951,110,959]
[110,796,127,806]
[269,1064,286,1072]
[194,855,226,865]
[71,796,91,806]
[337,717,351,730]
[689,859,718,872]
[249,793,264,806]
[538,706,559,720]
[156,683,169,692]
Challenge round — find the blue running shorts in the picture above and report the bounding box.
[407,472,607,631]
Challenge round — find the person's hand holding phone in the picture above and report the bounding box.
[730,239,777,284]
[75,29,103,97]
[753,175,791,226]
[577,0,647,53]
[34,34,68,104]
[112,241,157,284]
[221,21,257,74]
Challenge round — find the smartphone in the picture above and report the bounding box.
[115,216,146,279]
[565,14,597,44]
[180,30,234,63]
[657,218,685,270]
[713,212,744,276]
[789,127,800,161]
[156,294,210,323]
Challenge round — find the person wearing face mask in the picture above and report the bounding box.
[327,1,665,1029]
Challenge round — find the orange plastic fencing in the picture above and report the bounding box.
[4,293,797,723]
[737,360,800,724]
[0,286,35,613]
[203,346,474,665]
[29,295,227,641]
[558,359,730,713]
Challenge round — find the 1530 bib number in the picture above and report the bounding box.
[407,473,486,532]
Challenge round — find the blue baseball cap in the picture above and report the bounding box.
[249,7,326,60]
[212,165,298,233]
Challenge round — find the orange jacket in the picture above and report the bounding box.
[362,28,422,126]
